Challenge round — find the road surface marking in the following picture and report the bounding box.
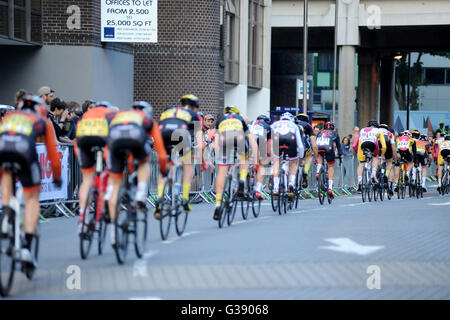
[428,201,450,206]
[129,296,162,300]
[320,238,384,256]
[162,231,200,244]
[133,250,158,277]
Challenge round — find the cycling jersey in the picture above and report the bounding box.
[159,106,202,159]
[107,110,167,178]
[438,140,450,165]
[271,120,304,160]
[353,127,387,162]
[249,119,272,163]
[396,136,416,162]
[216,113,249,165]
[75,106,113,173]
[316,129,342,165]
[0,109,61,192]
[379,128,395,160]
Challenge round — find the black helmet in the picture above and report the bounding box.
[257,115,270,125]
[324,121,335,130]
[180,94,199,109]
[368,120,379,128]
[96,101,112,109]
[132,101,153,118]
[296,113,309,123]
[19,94,44,112]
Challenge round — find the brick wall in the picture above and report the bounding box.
[134,0,224,118]
[42,0,133,54]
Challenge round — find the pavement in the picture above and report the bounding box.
[3,185,450,300]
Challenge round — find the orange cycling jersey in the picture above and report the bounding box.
[0,109,61,183]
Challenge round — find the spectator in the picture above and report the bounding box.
[15,89,27,108]
[313,122,324,136]
[48,97,72,143]
[82,99,96,113]
[65,101,82,140]
[351,126,360,145]
[342,136,352,156]
[38,86,55,108]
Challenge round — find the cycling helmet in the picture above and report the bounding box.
[180,94,199,109]
[410,129,420,139]
[223,105,240,115]
[420,134,427,141]
[96,101,112,109]
[132,101,153,118]
[256,115,271,125]
[280,112,294,122]
[368,120,379,128]
[19,94,44,111]
[296,113,309,123]
[324,121,335,130]
[403,130,412,137]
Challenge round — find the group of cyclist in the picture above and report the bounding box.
[1,92,450,278]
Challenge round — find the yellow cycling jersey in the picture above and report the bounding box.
[438,140,450,165]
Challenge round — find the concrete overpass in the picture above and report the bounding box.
[271,0,450,135]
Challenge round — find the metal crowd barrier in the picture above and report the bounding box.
[35,142,442,219]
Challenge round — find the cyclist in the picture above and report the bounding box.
[75,101,113,233]
[379,124,398,196]
[271,112,304,199]
[295,113,315,188]
[413,132,433,192]
[248,114,272,200]
[212,106,258,221]
[315,121,343,198]
[353,120,387,190]
[436,134,450,193]
[106,102,168,246]
[0,95,61,268]
[154,95,204,218]
[394,130,416,190]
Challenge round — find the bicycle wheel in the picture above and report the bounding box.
[294,171,301,209]
[159,179,172,240]
[0,212,15,297]
[174,168,188,236]
[278,182,284,215]
[219,175,231,228]
[318,170,325,205]
[114,186,130,265]
[98,211,108,255]
[367,170,373,202]
[252,193,261,218]
[134,207,148,258]
[415,174,421,199]
[361,168,368,203]
[241,175,251,220]
[270,177,279,213]
[79,187,97,260]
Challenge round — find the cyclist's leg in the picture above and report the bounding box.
[0,170,13,207]
[272,157,280,193]
[136,157,150,207]
[78,170,95,222]
[356,143,365,187]
[213,164,229,220]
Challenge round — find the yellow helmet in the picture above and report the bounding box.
[180,94,199,108]
[223,105,240,115]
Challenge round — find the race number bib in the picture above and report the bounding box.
[76,118,109,137]
[0,115,33,136]
[397,140,410,150]
[316,136,330,146]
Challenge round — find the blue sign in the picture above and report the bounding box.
[104,27,115,39]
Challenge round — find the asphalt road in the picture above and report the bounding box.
[4,186,450,300]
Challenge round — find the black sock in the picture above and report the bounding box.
[24,233,34,250]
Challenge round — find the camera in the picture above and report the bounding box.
[69,110,83,117]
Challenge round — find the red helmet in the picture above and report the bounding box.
[324,122,335,130]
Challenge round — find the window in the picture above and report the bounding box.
[447,69,450,85]
[0,1,8,36]
[31,0,41,42]
[224,0,240,84]
[248,0,264,89]
[317,52,337,73]
[425,68,445,85]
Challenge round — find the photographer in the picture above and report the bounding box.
[48,97,73,143]
[65,101,83,140]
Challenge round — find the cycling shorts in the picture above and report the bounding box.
[217,131,248,165]
[272,133,300,160]
[76,136,107,172]
[381,135,393,160]
[107,124,150,176]
[357,141,379,162]
[160,123,192,161]
[399,150,413,163]
[0,133,41,190]
[318,145,336,165]
[415,153,427,167]
[438,148,450,166]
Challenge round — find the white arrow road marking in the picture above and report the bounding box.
[162,231,200,244]
[428,202,450,206]
[133,250,158,277]
[320,238,384,256]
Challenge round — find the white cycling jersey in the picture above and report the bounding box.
[271,120,304,158]
[359,127,383,144]
[380,127,395,145]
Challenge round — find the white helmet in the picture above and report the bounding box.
[280,112,294,122]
